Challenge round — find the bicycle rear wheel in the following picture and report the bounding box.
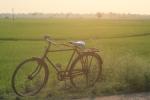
[70,52,102,89]
[12,58,49,96]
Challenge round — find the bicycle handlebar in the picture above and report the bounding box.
[44,36,71,47]
[44,35,57,45]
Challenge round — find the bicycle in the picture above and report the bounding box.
[11,36,103,96]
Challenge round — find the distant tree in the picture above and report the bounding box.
[96,12,102,18]
[4,16,9,19]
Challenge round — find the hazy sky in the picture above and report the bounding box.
[0,0,150,14]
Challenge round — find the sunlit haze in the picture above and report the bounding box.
[0,0,150,14]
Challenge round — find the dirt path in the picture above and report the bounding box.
[76,92,150,100]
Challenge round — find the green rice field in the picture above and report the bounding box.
[0,18,150,100]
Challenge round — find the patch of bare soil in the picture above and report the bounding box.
[76,92,150,100]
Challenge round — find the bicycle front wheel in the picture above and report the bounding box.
[12,58,49,96]
[70,52,102,89]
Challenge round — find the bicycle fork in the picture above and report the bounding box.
[28,59,43,80]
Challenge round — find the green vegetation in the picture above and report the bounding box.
[0,18,150,99]
[1,18,150,39]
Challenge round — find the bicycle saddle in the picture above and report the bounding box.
[69,41,85,48]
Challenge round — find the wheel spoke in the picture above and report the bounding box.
[88,56,93,70]
[85,72,89,87]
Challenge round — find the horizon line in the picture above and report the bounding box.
[0,12,150,15]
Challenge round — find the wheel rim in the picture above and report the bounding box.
[70,53,102,89]
[12,59,47,96]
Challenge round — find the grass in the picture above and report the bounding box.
[1,18,150,39]
[0,18,150,99]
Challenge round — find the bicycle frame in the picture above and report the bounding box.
[11,36,103,97]
[41,42,80,73]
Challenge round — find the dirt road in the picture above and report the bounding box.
[76,92,150,100]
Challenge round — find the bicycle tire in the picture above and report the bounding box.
[69,52,102,89]
[12,57,49,96]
